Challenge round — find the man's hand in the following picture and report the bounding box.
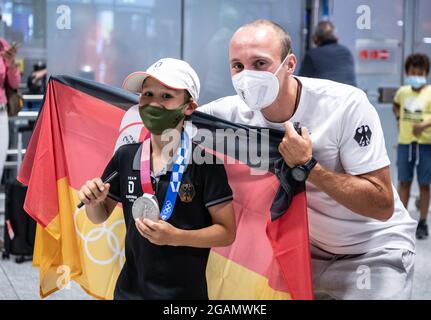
[135,218,180,246]
[278,121,312,167]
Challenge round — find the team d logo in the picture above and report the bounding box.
[354,125,372,147]
[179,183,195,203]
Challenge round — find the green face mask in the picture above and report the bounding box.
[139,103,187,135]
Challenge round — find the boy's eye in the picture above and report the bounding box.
[162,93,173,99]
[142,91,153,97]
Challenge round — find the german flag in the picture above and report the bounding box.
[18,75,313,300]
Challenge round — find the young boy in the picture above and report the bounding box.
[78,58,236,299]
[393,53,431,239]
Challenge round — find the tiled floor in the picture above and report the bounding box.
[410,207,431,300]
[0,196,430,300]
[0,258,93,300]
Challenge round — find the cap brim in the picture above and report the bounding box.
[122,71,188,93]
[122,72,151,93]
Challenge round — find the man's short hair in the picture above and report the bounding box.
[405,53,430,75]
[242,19,292,61]
[314,21,338,46]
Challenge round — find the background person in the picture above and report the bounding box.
[299,20,356,87]
[393,53,431,240]
[0,38,21,183]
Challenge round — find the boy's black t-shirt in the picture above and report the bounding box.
[101,142,233,300]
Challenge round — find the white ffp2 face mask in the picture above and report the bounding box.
[231,56,288,111]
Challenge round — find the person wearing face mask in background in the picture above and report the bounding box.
[393,53,431,240]
[199,19,416,299]
[78,58,236,300]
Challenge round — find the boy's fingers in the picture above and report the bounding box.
[94,178,105,192]
[135,220,154,239]
[135,221,146,238]
[82,186,96,201]
[136,219,148,232]
[78,190,90,204]
[143,219,158,231]
[87,180,102,198]
[103,183,110,195]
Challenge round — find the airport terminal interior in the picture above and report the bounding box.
[1,0,431,300]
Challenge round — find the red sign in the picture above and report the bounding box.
[359,49,390,61]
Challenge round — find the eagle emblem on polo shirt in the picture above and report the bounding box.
[179,183,196,203]
[354,125,372,147]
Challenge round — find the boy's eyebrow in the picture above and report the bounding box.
[141,85,180,94]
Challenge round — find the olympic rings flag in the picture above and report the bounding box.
[18,75,312,300]
[17,76,135,299]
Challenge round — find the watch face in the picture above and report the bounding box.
[292,167,307,182]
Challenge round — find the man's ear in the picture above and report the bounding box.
[286,54,297,74]
[184,101,198,116]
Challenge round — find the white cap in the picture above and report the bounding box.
[122,58,200,102]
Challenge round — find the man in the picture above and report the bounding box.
[199,19,416,300]
[299,20,356,87]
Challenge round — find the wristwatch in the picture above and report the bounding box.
[291,157,317,182]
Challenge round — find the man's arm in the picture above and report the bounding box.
[308,164,394,221]
[278,122,394,221]
[135,201,236,247]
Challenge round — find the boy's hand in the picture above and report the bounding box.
[78,178,110,207]
[135,218,181,246]
[413,123,426,137]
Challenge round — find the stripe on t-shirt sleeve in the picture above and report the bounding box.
[205,195,233,208]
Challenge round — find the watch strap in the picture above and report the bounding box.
[303,157,317,172]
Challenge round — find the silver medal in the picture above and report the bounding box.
[132,194,160,221]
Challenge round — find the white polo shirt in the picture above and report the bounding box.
[199,76,416,255]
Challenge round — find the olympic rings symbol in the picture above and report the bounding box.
[74,207,125,267]
[162,200,173,214]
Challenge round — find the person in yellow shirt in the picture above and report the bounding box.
[393,53,431,239]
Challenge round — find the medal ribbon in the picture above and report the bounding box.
[140,132,154,195]
[140,128,191,221]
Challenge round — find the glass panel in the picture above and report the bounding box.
[0,0,47,81]
[331,0,405,183]
[183,0,303,104]
[46,0,182,87]
[415,0,431,82]
[332,0,404,96]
